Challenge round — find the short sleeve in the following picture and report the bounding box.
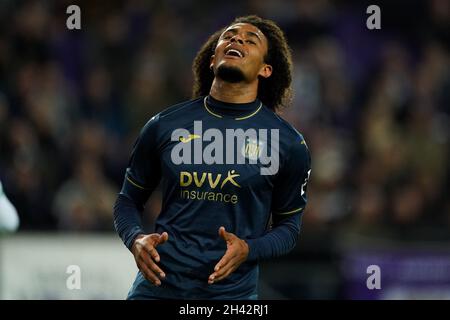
[120,115,162,208]
[271,137,311,218]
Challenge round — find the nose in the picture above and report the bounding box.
[230,34,244,45]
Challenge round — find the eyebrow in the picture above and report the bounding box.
[223,28,262,43]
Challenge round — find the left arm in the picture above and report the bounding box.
[245,213,302,261]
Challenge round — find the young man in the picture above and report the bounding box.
[114,15,311,299]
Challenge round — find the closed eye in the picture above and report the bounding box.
[246,40,256,45]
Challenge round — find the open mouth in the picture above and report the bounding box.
[225,48,244,58]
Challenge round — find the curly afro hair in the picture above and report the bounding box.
[192,15,293,112]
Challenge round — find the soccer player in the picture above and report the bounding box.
[114,15,311,299]
[0,180,20,232]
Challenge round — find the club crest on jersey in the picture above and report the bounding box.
[241,137,264,161]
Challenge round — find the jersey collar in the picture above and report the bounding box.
[203,95,262,120]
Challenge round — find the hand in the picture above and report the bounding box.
[131,232,169,286]
[208,226,249,284]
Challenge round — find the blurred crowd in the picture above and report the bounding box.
[0,0,448,239]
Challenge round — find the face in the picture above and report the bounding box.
[211,23,272,83]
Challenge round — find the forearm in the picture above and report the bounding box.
[113,193,146,251]
[245,214,301,262]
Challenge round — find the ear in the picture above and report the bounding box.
[210,55,215,69]
[258,64,272,79]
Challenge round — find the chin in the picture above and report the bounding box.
[216,64,246,83]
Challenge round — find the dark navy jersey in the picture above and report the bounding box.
[116,95,311,299]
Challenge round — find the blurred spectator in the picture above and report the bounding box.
[0,0,447,240]
[52,155,116,231]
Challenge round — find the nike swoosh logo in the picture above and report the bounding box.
[179,134,201,143]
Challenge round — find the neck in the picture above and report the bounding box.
[209,77,258,103]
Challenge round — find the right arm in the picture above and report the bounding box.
[113,115,168,285]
